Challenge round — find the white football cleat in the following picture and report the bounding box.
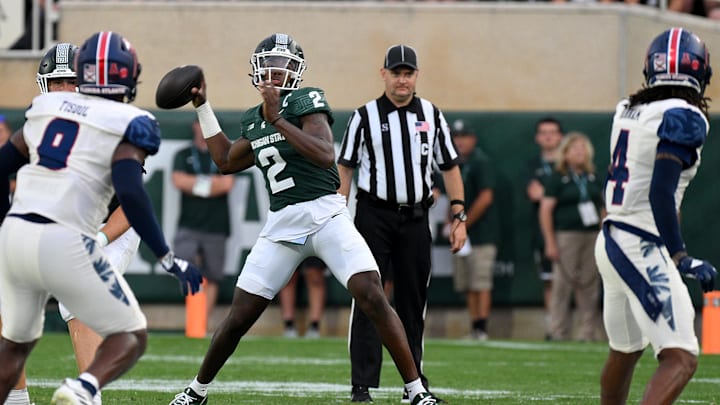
[51,378,94,405]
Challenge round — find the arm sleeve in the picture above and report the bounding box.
[111,158,169,259]
[0,141,30,219]
[649,148,686,257]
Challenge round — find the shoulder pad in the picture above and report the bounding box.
[657,107,708,148]
[284,87,333,123]
[124,115,162,155]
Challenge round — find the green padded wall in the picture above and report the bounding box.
[2,109,717,307]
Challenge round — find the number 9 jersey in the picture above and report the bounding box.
[10,91,161,236]
[604,98,709,234]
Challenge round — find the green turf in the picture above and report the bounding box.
[22,333,720,404]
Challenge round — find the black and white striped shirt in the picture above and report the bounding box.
[338,94,459,205]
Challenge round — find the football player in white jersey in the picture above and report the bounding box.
[37,42,141,405]
[596,27,717,404]
[0,31,202,405]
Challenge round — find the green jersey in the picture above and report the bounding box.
[544,170,603,231]
[173,146,231,235]
[240,87,339,211]
[461,149,499,245]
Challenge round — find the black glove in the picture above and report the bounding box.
[160,251,203,296]
[677,255,718,293]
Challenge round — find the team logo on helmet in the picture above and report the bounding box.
[653,53,667,73]
[83,64,96,83]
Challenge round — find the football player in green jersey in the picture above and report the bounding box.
[168,33,440,405]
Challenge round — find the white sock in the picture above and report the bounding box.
[404,378,425,402]
[78,372,100,397]
[5,388,31,405]
[189,376,210,397]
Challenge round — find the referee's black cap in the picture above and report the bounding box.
[384,44,418,70]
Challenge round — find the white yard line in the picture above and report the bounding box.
[27,377,715,402]
[140,354,349,365]
[28,378,509,399]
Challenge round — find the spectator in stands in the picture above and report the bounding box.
[525,117,564,340]
[624,0,711,18]
[539,132,604,342]
[279,257,327,338]
[446,120,499,341]
[172,120,234,331]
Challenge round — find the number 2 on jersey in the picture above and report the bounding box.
[608,129,630,205]
[38,118,79,170]
[257,146,295,194]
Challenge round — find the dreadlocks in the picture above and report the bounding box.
[628,86,711,119]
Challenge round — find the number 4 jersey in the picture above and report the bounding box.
[11,91,160,236]
[604,98,709,235]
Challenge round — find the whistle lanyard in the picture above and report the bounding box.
[191,147,218,175]
[570,171,589,201]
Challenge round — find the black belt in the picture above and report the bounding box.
[8,213,55,224]
[356,190,433,212]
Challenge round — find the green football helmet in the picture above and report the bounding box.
[250,33,306,91]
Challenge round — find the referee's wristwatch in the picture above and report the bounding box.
[452,210,467,223]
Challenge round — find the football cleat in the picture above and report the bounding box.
[404,388,446,404]
[401,388,410,404]
[350,385,373,403]
[411,392,439,405]
[169,387,208,405]
[51,378,94,405]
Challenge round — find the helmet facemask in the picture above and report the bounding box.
[251,50,306,91]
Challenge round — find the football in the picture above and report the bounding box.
[155,65,204,109]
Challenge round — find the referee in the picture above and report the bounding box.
[338,44,467,403]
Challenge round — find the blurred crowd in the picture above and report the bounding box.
[4,0,719,53]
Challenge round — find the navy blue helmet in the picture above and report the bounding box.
[643,27,712,95]
[75,31,141,102]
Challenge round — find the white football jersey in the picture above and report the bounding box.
[604,98,707,235]
[10,91,159,236]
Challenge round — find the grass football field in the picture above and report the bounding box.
[24,332,720,404]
